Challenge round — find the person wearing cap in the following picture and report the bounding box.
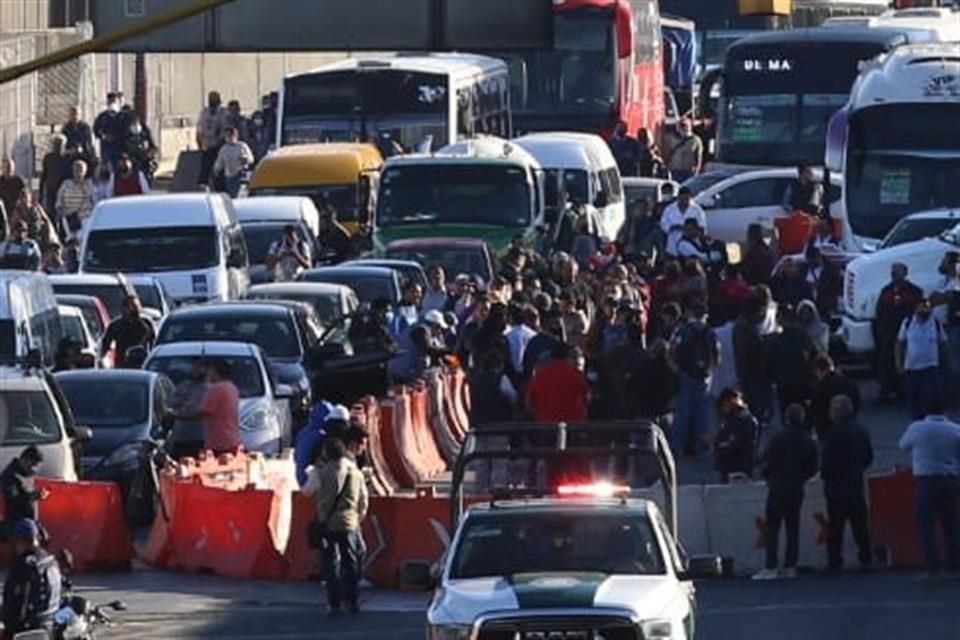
[2,518,62,638]
[714,388,758,483]
[1,447,49,531]
[387,309,451,384]
[660,187,706,259]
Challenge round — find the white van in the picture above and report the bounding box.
[80,193,250,306]
[0,271,62,369]
[513,132,626,242]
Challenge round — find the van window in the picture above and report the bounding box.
[85,227,219,273]
[600,168,623,205]
[29,307,62,368]
[226,227,249,269]
[0,389,62,445]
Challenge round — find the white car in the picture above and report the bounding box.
[427,492,720,640]
[864,208,960,254]
[693,168,842,246]
[623,177,681,207]
[56,304,99,366]
[233,195,322,240]
[143,341,294,454]
[842,222,960,353]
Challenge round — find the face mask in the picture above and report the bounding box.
[108,102,120,113]
[131,124,142,135]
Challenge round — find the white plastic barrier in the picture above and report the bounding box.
[702,479,862,574]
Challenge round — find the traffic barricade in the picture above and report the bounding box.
[176,448,267,490]
[869,468,923,568]
[166,480,291,579]
[426,369,461,466]
[378,395,416,488]
[355,396,398,496]
[36,479,134,572]
[388,387,434,484]
[408,381,448,477]
[445,367,470,442]
[141,470,178,568]
[285,491,322,581]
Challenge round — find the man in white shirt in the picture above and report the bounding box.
[676,218,709,262]
[896,298,948,420]
[898,399,960,578]
[660,187,706,258]
[266,225,312,282]
[504,304,536,376]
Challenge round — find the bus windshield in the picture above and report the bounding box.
[846,104,960,239]
[501,8,617,117]
[282,69,449,150]
[377,165,531,228]
[719,40,893,166]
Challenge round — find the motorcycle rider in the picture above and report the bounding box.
[2,519,62,639]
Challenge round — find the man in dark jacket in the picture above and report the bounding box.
[810,355,861,439]
[0,447,48,530]
[873,262,924,403]
[714,388,757,483]
[768,305,818,422]
[753,404,819,580]
[821,395,874,572]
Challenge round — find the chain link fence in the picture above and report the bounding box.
[0,33,37,178]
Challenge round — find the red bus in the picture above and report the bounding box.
[492,0,665,140]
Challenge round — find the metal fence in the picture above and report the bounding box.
[0,33,37,178]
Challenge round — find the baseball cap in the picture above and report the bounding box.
[325,404,351,423]
[12,518,39,541]
[423,309,449,329]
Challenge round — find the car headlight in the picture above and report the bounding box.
[426,625,471,640]
[642,619,675,640]
[240,405,273,432]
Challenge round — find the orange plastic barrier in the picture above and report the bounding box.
[378,396,416,488]
[426,369,461,466]
[141,471,177,568]
[36,479,134,571]
[285,492,322,581]
[166,480,291,579]
[352,398,396,496]
[407,382,448,478]
[445,367,471,441]
[869,468,924,568]
[176,449,266,490]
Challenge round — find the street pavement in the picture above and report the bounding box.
[84,569,959,639]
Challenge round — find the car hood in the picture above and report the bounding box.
[375,225,520,254]
[432,573,681,624]
[82,422,151,459]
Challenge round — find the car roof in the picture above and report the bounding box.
[248,282,350,296]
[233,196,310,221]
[303,265,396,278]
[898,208,960,221]
[148,341,261,358]
[0,367,48,390]
[386,237,487,250]
[167,301,297,319]
[89,193,224,229]
[622,177,676,187]
[54,369,159,384]
[342,259,424,270]
[465,498,652,516]
[48,274,127,286]
[727,26,911,48]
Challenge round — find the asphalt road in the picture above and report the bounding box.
[86,570,958,640]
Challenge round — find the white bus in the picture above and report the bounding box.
[826,43,960,249]
[278,53,511,153]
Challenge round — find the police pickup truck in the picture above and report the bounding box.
[427,423,721,640]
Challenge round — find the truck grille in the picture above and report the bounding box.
[477,615,640,640]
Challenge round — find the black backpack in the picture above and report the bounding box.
[674,321,714,379]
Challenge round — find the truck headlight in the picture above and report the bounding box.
[641,619,675,640]
[240,405,272,432]
[426,624,471,640]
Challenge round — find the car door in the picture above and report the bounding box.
[701,176,792,244]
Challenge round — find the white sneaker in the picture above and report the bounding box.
[751,568,779,581]
[780,567,798,579]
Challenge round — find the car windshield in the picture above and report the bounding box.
[624,184,658,207]
[157,314,301,359]
[302,272,395,305]
[58,378,149,427]
[146,356,265,398]
[60,315,87,345]
[386,247,489,283]
[0,390,61,446]
[84,226,218,273]
[51,284,127,320]
[133,283,163,312]
[249,291,341,326]
[249,185,357,222]
[882,218,960,250]
[241,223,289,265]
[377,164,532,228]
[449,511,665,579]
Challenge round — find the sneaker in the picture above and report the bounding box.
[751,568,779,581]
[780,567,798,579]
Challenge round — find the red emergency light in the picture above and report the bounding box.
[555,481,630,498]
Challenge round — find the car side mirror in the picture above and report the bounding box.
[275,384,295,399]
[71,425,93,442]
[679,555,724,581]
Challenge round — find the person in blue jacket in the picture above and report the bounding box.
[294,402,349,486]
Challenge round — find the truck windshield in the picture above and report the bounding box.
[377,165,531,228]
[84,227,219,274]
[449,511,665,579]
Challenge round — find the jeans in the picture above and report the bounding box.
[765,488,803,570]
[225,174,242,198]
[825,490,872,570]
[673,374,711,457]
[322,529,365,609]
[904,367,942,420]
[915,475,960,574]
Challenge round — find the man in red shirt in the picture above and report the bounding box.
[197,359,241,454]
[526,343,590,422]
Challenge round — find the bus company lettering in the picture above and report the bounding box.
[742,59,793,72]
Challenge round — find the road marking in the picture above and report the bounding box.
[703,600,948,616]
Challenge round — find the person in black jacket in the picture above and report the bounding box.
[810,355,861,439]
[768,305,818,423]
[753,404,819,580]
[821,394,874,573]
[0,447,49,530]
[714,388,757,483]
